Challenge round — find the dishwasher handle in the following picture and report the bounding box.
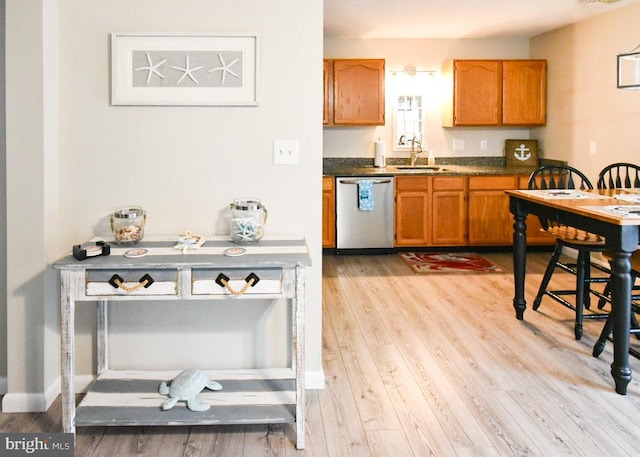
[338,178,392,185]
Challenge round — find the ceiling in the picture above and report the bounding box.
[324,0,639,39]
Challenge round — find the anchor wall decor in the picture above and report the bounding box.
[505,139,538,168]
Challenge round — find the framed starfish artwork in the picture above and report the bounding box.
[111,33,259,106]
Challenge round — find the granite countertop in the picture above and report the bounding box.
[323,157,562,177]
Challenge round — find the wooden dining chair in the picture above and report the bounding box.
[593,253,640,358]
[597,162,640,190]
[595,162,640,310]
[528,165,610,340]
[593,162,640,357]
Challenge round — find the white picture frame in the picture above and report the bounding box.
[111,33,259,106]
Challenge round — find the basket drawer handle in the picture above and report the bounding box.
[108,273,155,292]
[215,272,260,296]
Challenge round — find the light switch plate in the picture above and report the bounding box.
[273,140,299,164]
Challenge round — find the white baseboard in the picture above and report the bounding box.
[2,370,324,413]
[2,375,94,413]
[306,368,325,389]
[44,377,61,410]
[1,392,48,413]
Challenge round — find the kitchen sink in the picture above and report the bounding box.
[394,166,448,172]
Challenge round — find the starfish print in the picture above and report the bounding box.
[134,52,166,85]
[208,53,239,85]
[171,54,203,85]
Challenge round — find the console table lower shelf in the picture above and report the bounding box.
[76,369,297,427]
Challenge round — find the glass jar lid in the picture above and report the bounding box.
[113,206,145,218]
[232,199,262,211]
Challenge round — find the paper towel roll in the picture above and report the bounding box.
[374,140,386,167]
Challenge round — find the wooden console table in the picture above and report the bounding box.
[53,236,311,449]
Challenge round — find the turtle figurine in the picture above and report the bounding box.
[159,369,223,412]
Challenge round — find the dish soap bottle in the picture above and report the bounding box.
[427,150,435,166]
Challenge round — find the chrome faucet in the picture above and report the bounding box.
[410,136,422,166]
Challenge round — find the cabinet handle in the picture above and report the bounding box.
[338,179,392,185]
[108,273,155,292]
[215,272,260,296]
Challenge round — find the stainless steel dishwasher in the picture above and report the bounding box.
[336,176,394,251]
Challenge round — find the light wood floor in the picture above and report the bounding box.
[3,251,640,456]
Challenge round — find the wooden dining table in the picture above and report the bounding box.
[506,188,640,395]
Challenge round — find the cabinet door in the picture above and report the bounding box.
[332,59,385,125]
[322,176,335,248]
[395,177,430,246]
[517,176,555,245]
[468,175,517,245]
[453,60,501,126]
[323,60,331,126]
[432,192,467,245]
[502,60,546,126]
[431,177,467,245]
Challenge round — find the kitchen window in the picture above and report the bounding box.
[391,70,433,152]
[394,94,423,151]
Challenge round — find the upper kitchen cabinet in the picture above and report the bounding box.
[444,60,502,126]
[442,59,546,127]
[324,59,385,126]
[323,60,332,125]
[502,60,547,126]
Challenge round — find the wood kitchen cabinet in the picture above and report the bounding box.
[502,60,547,125]
[442,59,546,127]
[395,176,430,246]
[444,60,502,126]
[431,176,467,246]
[327,172,553,250]
[517,175,556,245]
[323,60,331,125]
[324,59,385,126]
[468,175,518,245]
[395,176,466,246]
[322,176,336,248]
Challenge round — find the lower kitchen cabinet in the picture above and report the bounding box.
[517,175,556,245]
[431,176,467,245]
[322,176,336,248]
[395,176,466,246]
[395,176,430,246]
[468,175,517,245]
[331,172,553,250]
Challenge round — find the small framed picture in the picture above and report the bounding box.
[111,33,259,106]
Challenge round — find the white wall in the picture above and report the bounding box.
[4,0,54,410]
[323,38,532,161]
[0,0,7,395]
[530,2,640,181]
[3,0,323,411]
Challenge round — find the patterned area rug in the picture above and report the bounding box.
[399,252,504,274]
